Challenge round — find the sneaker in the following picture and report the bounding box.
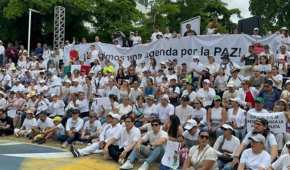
[138,162,149,170]
[120,160,133,169]
[70,145,80,157]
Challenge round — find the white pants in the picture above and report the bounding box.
[78,142,100,156]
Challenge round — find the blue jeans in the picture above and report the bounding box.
[160,164,172,170]
[128,145,164,164]
[218,159,233,170]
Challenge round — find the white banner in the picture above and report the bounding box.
[246,112,286,134]
[64,34,281,68]
[181,16,201,35]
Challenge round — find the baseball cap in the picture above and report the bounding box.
[254,27,259,31]
[213,95,221,101]
[255,97,264,104]
[146,95,155,101]
[285,79,290,85]
[221,124,234,131]
[255,117,268,127]
[203,79,210,84]
[108,112,121,120]
[192,55,200,60]
[184,119,197,130]
[53,116,62,123]
[281,27,288,31]
[227,81,235,88]
[249,133,265,144]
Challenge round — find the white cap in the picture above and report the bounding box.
[160,61,166,65]
[227,81,235,88]
[221,124,234,131]
[254,27,259,31]
[229,97,240,104]
[203,79,210,84]
[108,112,121,120]
[249,134,266,144]
[184,119,197,130]
[281,27,288,31]
[285,79,290,85]
[192,55,200,60]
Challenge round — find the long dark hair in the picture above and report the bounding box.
[168,115,180,138]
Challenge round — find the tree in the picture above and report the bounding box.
[249,0,290,32]
[0,0,143,47]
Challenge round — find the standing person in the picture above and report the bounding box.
[160,115,183,170]
[182,129,218,170]
[0,40,5,66]
[237,134,271,170]
[183,24,197,36]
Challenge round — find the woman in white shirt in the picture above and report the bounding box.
[197,79,216,108]
[207,95,227,138]
[117,96,132,116]
[257,54,272,74]
[191,99,207,125]
[227,98,246,140]
[76,92,89,118]
[238,134,271,170]
[183,129,218,170]
[214,69,228,95]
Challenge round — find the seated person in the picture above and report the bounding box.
[120,117,167,170]
[104,115,141,164]
[62,109,84,148]
[80,114,101,143]
[238,134,271,170]
[0,108,14,136]
[31,111,54,143]
[40,116,65,142]
[183,119,199,148]
[232,118,278,166]
[14,109,36,137]
[213,124,240,170]
[270,141,290,170]
[70,113,122,157]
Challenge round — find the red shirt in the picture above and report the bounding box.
[245,90,255,107]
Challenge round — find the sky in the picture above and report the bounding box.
[222,0,252,23]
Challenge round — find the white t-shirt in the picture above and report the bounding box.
[65,117,84,132]
[117,104,133,116]
[142,129,168,145]
[113,126,141,149]
[156,103,175,123]
[181,90,197,102]
[37,117,55,130]
[196,88,216,107]
[49,100,65,116]
[83,120,102,135]
[213,135,240,155]
[240,148,271,170]
[243,131,277,153]
[272,153,290,170]
[143,103,157,117]
[192,108,207,124]
[189,145,218,170]
[175,105,194,125]
[22,118,37,130]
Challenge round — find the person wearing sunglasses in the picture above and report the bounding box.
[237,134,271,170]
[270,141,290,170]
[183,129,218,170]
[120,118,167,170]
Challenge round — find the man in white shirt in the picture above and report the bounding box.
[155,94,174,123]
[104,115,141,163]
[62,109,84,148]
[238,134,271,170]
[120,118,167,170]
[151,28,163,42]
[70,112,122,157]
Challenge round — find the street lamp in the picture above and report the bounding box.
[27,8,40,56]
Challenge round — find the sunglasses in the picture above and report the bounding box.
[151,123,160,127]
[200,135,209,139]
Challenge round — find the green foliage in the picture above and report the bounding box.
[249,0,290,32]
[0,0,240,45]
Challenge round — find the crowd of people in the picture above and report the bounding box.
[0,25,289,170]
